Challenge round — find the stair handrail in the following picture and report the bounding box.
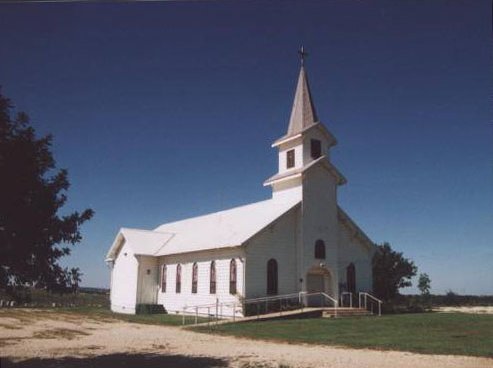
[358,292,382,316]
[299,291,338,317]
[340,291,353,308]
[243,292,301,304]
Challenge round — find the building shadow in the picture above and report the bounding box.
[2,353,229,368]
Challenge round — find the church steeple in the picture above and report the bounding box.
[264,48,346,201]
[287,65,318,136]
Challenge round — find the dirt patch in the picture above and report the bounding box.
[33,328,90,340]
[0,309,491,368]
[435,306,493,314]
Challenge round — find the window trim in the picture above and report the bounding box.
[161,264,167,293]
[229,259,237,294]
[176,264,181,293]
[311,139,322,159]
[286,149,295,169]
[210,261,216,294]
[315,239,326,259]
[191,262,198,294]
[347,263,356,293]
[267,258,278,295]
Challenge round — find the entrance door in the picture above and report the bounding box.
[307,274,325,292]
[306,272,330,307]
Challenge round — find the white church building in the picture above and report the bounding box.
[106,56,377,316]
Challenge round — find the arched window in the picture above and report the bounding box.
[161,264,167,293]
[191,262,198,294]
[347,263,356,293]
[229,259,237,294]
[210,261,216,294]
[176,264,181,293]
[315,239,326,259]
[267,259,278,295]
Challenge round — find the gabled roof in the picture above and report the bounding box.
[263,156,347,187]
[287,66,318,136]
[106,199,301,260]
[106,228,174,261]
[337,206,375,250]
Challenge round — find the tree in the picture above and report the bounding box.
[418,273,431,296]
[372,242,417,302]
[0,90,94,293]
[69,267,82,294]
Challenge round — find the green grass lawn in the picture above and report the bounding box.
[194,313,493,357]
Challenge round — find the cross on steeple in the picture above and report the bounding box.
[298,45,308,66]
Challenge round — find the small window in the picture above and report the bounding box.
[315,239,326,259]
[229,259,237,294]
[267,259,278,295]
[210,261,216,294]
[311,139,322,159]
[347,263,356,293]
[286,149,295,169]
[161,265,167,292]
[176,264,181,293]
[191,263,198,294]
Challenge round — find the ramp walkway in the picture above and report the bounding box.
[181,291,382,327]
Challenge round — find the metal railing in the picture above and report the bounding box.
[340,291,353,308]
[243,292,303,319]
[358,292,382,316]
[181,299,241,326]
[180,291,341,325]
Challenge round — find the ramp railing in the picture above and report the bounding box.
[358,292,383,316]
[181,291,341,325]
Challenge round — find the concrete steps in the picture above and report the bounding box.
[322,307,372,318]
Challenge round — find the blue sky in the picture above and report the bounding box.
[0,0,491,294]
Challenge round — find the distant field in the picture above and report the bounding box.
[194,313,493,358]
[0,288,110,308]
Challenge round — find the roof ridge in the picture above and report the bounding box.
[121,227,174,235]
[154,198,298,231]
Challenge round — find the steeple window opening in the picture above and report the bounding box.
[311,139,322,159]
[286,149,295,169]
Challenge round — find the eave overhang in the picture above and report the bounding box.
[272,122,337,148]
[263,156,347,187]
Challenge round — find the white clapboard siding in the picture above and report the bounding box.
[156,248,245,317]
[245,205,300,299]
[301,165,340,294]
[337,222,374,293]
[110,242,139,314]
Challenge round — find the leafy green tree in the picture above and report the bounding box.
[69,267,82,294]
[418,273,431,296]
[0,90,94,293]
[372,242,417,302]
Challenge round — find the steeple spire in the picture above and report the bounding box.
[287,46,318,135]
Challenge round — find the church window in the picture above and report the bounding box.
[192,263,198,294]
[210,261,216,294]
[161,264,167,292]
[267,259,278,295]
[286,149,295,168]
[229,259,237,294]
[311,139,322,159]
[347,263,356,293]
[176,264,181,293]
[315,239,326,259]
